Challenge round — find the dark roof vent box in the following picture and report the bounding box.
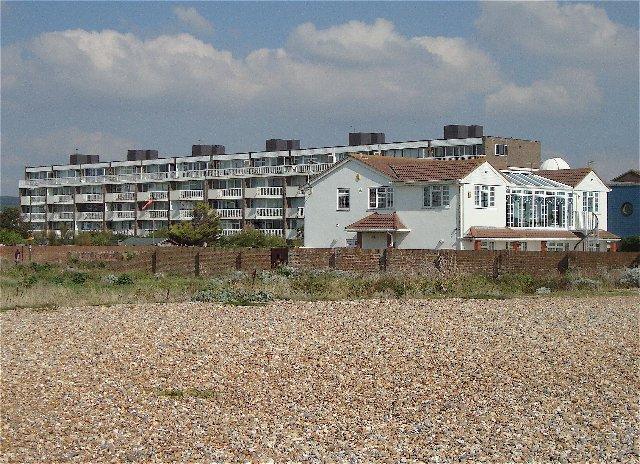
[192,145,225,156]
[70,153,100,165]
[444,124,483,139]
[349,132,386,146]
[266,139,300,151]
[127,149,159,161]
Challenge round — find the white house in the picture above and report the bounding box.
[303,155,617,251]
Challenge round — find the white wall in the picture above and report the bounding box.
[575,172,610,231]
[362,232,388,249]
[304,161,392,248]
[459,163,510,237]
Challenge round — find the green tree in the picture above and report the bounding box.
[0,207,29,237]
[219,228,287,248]
[620,236,640,252]
[168,202,221,246]
[0,228,25,245]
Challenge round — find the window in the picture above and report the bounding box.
[424,185,450,208]
[337,188,350,210]
[547,241,569,252]
[474,185,495,208]
[621,202,633,217]
[495,144,508,156]
[480,240,494,250]
[369,186,394,209]
[583,192,599,213]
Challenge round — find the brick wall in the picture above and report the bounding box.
[483,136,541,170]
[2,245,638,277]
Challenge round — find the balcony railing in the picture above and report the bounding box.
[256,186,283,197]
[49,194,73,204]
[259,228,284,236]
[30,213,46,222]
[21,163,336,187]
[221,188,242,198]
[256,207,283,218]
[179,190,204,200]
[49,212,75,221]
[109,211,135,220]
[115,192,135,201]
[217,208,242,219]
[76,193,102,203]
[150,210,168,219]
[173,210,194,220]
[222,228,241,236]
[77,212,103,221]
[21,195,46,205]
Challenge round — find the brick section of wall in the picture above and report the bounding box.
[2,245,638,277]
[483,136,541,170]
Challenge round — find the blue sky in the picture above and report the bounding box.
[2,1,638,194]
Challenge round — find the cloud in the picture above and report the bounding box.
[485,69,602,116]
[476,2,637,72]
[3,21,504,115]
[173,6,214,35]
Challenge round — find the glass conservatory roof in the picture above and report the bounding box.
[503,171,569,189]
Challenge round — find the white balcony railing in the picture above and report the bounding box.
[256,207,283,218]
[30,213,46,222]
[256,186,283,197]
[179,190,204,200]
[150,210,168,219]
[259,228,284,236]
[173,210,194,220]
[217,208,242,219]
[109,211,135,220]
[50,212,75,221]
[76,193,102,203]
[21,162,336,187]
[297,207,304,218]
[77,212,103,221]
[222,228,242,236]
[49,194,73,204]
[221,188,242,198]
[115,192,135,201]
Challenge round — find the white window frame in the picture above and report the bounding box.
[474,185,496,208]
[368,186,394,209]
[547,241,569,252]
[495,144,508,156]
[337,188,350,211]
[583,192,599,213]
[480,240,494,250]
[423,185,450,208]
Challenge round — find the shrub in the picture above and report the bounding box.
[0,229,25,245]
[620,236,640,252]
[192,288,273,306]
[114,274,134,285]
[101,274,118,285]
[568,276,601,290]
[618,267,640,288]
[64,271,88,285]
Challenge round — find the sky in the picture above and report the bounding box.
[1,1,638,195]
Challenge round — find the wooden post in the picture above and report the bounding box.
[151,251,157,274]
[195,252,200,277]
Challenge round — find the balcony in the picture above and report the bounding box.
[170,190,204,201]
[222,228,242,236]
[245,186,283,198]
[76,193,102,203]
[137,191,169,201]
[138,210,168,220]
[258,228,284,237]
[77,212,103,221]
[48,194,73,204]
[49,212,75,221]
[285,186,305,197]
[172,210,194,220]
[255,207,283,219]
[217,208,242,219]
[209,187,243,200]
[30,213,46,222]
[286,207,304,218]
[105,192,136,202]
[107,211,136,221]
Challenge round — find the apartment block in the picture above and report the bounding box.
[18,125,540,239]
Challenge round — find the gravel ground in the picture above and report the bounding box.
[2,296,639,463]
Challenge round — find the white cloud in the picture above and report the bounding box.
[173,6,214,35]
[485,69,602,116]
[3,21,504,114]
[476,2,637,71]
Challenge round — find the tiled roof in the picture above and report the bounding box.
[467,227,579,240]
[467,227,620,241]
[353,155,485,182]
[611,170,640,184]
[346,212,409,231]
[536,168,593,187]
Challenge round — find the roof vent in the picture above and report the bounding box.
[266,139,300,151]
[192,145,225,156]
[348,132,385,146]
[127,150,159,161]
[444,124,483,139]
[70,153,99,165]
[540,158,570,170]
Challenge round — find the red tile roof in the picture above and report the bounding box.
[346,212,409,232]
[536,168,593,187]
[467,227,579,240]
[353,155,486,182]
[466,227,620,241]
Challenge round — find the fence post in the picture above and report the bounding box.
[151,251,157,274]
[195,252,200,277]
[380,248,388,272]
[236,251,242,270]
